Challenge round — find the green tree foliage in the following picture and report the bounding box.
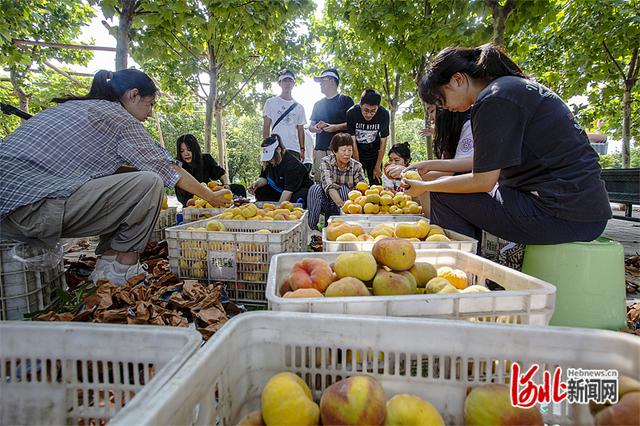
[1,71,91,138]
[516,0,639,167]
[130,0,313,173]
[0,0,94,112]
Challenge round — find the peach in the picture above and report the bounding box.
[262,372,319,426]
[237,410,265,425]
[372,238,416,271]
[334,252,378,281]
[326,223,352,241]
[409,263,438,288]
[283,288,324,298]
[384,394,444,426]
[288,258,335,292]
[373,269,415,296]
[320,375,386,426]
[325,277,371,297]
[464,384,543,426]
[595,392,640,426]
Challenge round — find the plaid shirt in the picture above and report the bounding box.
[0,99,180,219]
[320,153,365,195]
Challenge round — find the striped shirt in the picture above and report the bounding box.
[320,153,365,195]
[0,99,180,219]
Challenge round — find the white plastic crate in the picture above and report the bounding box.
[182,202,305,223]
[0,321,201,426]
[166,218,307,305]
[0,241,65,320]
[266,250,555,325]
[111,311,640,426]
[181,207,226,223]
[338,212,426,221]
[151,207,177,242]
[323,226,478,253]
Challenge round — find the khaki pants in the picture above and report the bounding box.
[312,149,330,183]
[0,171,164,254]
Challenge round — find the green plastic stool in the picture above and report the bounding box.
[521,237,626,330]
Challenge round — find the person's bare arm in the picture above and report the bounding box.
[403,169,500,197]
[172,165,231,206]
[262,116,272,139]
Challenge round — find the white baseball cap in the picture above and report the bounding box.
[261,138,279,161]
[313,68,340,82]
[278,70,296,82]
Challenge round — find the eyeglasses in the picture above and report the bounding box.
[362,107,378,115]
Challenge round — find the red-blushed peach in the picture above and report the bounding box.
[320,375,386,426]
[288,258,334,292]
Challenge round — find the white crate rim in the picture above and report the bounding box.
[111,311,640,426]
[1,321,202,425]
[266,249,556,323]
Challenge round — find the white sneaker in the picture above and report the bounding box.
[89,255,116,284]
[104,261,148,286]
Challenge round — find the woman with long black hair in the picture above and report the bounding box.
[386,108,473,216]
[401,44,610,244]
[0,69,230,285]
[175,133,246,206]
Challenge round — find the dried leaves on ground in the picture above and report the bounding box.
[37,241,239,340]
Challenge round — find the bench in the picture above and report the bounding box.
[601,168,640,222]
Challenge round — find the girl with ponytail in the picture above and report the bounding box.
[402,44,610,246]
[1,69,231,285]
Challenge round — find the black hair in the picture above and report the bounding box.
[419,44,527,106]
[53,69,158,103]
[360,89,382,106]
[176,134,204,181]
[388,142,411,165]
[433,109,470,160]
[329,132,354,152]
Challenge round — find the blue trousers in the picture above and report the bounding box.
[307,184,349,230]
[430,186,607,245]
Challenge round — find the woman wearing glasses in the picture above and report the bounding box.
[401,44,610,245]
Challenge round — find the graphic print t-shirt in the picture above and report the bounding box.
[346,105,390,161]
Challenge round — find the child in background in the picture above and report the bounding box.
[382,143,412,191]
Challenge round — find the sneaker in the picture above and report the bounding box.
[104,261,148,286]
[89,255,116,284]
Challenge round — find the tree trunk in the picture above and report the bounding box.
[486,0,515,47]
[389,102,398,146]
[622,84,631,168]
[115,0,137,70]
[215,103,228,172]
[422,101,434,160]
[204,44,217,154]
[9,67,31,116]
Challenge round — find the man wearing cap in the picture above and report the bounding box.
[309,68,354,183]
[263,70,307,160]
[248,134,313,205]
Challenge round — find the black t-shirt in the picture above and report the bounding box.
[310,94,355,150]
[260,150,313,193]
[176,153,226,206]
[346,105,390,161]
[471,76,611,222]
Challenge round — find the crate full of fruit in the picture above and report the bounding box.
[340,181,422,215]
[266,241,555,325]
[323,218,478,253]
[183,200,304,223]
[111,311,640,426]
[166,218,306,305]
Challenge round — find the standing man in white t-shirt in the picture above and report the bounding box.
[263,70,307,160]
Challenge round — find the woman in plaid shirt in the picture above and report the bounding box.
[307,133,366,230]
[0,69,231,285]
